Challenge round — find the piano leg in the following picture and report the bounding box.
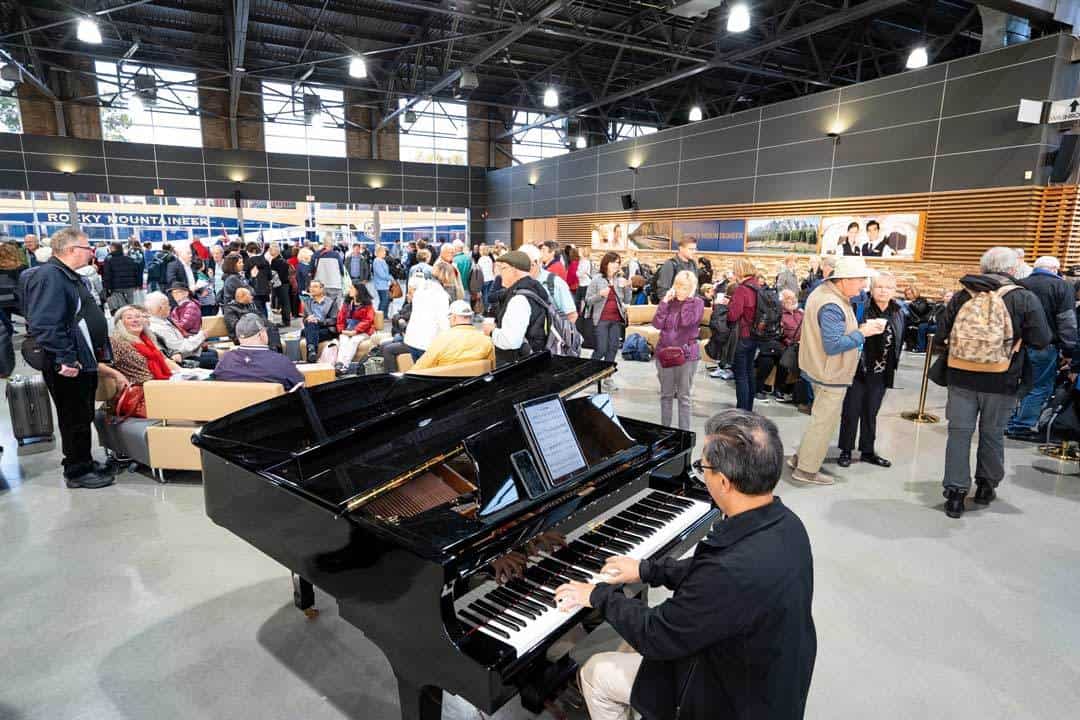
[292,574,318,619]
[395,675,443,720]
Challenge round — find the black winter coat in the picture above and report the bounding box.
[247,254,272,295]
[939,273,1051,395]
[102,250,143,292]
[1019,269,1078,348]
[591,498,816,720]
[159,253,187,289]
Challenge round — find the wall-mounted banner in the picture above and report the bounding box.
[746,216,821,255]
[41,212,212,227]
[627,221,672,251]
[591,222,629,251]
[672,219,745,253]
[820,213,922,259]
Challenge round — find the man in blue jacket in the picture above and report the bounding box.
[24,228,121,489]
[555,410,816,720]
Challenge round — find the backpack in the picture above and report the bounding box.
[469,265,484,293]
[749,285,783,341]
[387,257,407,281]
[621,333,652,362]
[146,254,165,285]
[948,285,1020,372]
[516,289,583,358]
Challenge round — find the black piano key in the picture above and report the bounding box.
[582,531,635,554]
[593,526,641,548]
[645,494,688,512]
[526,566,569,589]
[630,501,676,522]
[652,491,694,509]
[483,592,535,622]
[489,588,540,620]
[622,510,666,530]
[459,609,510,639]
[509,579,556,607]
[570,540,615,559]
[540,557,592,583]
[555,547,604,572]
[493,587,546,615]
[468,603,522,633]
[640,495,683,513]
[472,599,524,631]
[637,499,680,519]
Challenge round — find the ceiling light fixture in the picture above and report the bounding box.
[77,17,102,44]
[688,105,703,122]
[727,3,750,34]
[575,135,587,149]
[543,87,559,108]
[906,46,929,69]
[349,56,367,79]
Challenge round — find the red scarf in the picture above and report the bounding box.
[131,331,172,380]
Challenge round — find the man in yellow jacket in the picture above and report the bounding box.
[410,300,495,371]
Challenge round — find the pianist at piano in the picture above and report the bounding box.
[555,409,816,720]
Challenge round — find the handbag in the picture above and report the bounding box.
[928,352,949,387]
[389,281,403,300]
[657,345,687,368]
[779,343,799,374]
[20,336,45,371]
[113,384,146,421]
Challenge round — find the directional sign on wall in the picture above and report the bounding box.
[1047,98,1080,124]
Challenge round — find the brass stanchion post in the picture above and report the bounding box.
[902,333,940,424]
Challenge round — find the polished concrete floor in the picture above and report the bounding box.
[2,350,1079,720]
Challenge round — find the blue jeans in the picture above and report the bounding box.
[482,281,493,309]
[377,289,390,315]
[1007,344,1058,432]
[733,338,759,411]
[302,323,334,361]
[594,320,623,363]
[916,322,936,352]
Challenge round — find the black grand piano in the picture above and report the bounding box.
[195,353,718,719]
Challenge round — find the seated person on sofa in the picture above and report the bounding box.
[301,279,340,363]
[109,304,181,391]
[224,286,258,341]
[168,282,203,336]
[410,300,495,372]
[213,313,304,392]
[145,291,209,362]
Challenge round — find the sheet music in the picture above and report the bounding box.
[522,398,587,482]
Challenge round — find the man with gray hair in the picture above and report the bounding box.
[144,291,208,363]
[937,246,1049,518]
[212,313,304,391]
[557,410,816,720]
[1007,254,1078,439]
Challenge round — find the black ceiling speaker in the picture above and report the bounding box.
[1050,133,1079,183]
[620,193,636,210]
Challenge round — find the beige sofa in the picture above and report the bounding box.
[625,304,712,350]
[400,356,495,377]
[298,310,389,362]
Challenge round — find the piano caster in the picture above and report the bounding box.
[292,574,317,618]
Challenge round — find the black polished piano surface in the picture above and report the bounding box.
[195,353,719,720]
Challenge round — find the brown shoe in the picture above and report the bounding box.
[797,404,811,415]
[791,468,834,486]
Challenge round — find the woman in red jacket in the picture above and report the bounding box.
[331,280,375,369]
[726,258,760,412]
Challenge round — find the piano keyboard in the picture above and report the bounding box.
[454,489,713,657]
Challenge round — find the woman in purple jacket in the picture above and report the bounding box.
[652,270,704,430]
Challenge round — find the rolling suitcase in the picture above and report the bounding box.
[6,374,55,455]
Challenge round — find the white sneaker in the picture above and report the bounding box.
[709,368,733,380]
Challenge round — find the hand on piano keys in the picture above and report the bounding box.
[599,555,640,585]
[554,581,595,613]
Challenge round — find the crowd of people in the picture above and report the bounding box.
[1,227,1075,523]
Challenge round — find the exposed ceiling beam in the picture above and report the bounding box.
[226,0,251,149]
[499,0,909,139]
[377,0,569,131]
[0,0,157,42]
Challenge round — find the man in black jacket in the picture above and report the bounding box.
[556,410,816,720]
[102,242,143,310]
[24,228,123,489]
[938,247,1051,518]
[1006,255,1078,440]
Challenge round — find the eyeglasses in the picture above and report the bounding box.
[691,459,715,474]
[71,245,93,252]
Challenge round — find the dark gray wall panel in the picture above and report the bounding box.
[402,162,435,178]
[837,83,943,133]
[0,170,27,190]
[105,158,157,178]
[942,58,1055,116]
[833,122,937,166]
[936,107,1044,155]
[931,147,1042,191]
[635,163,678,189]
[759,106,836,147]
[157,161,205,181]
[104,141,155,160]
[108,176,154,195]
[404,176,437,192]
[204,148,265,167]
[830,158,933,198]
[677,178,754,207]
[762,89,840,120]
[532,199,557,217]
[681,122,757,157]
[754,170,830,203]
[349,173,401,190]
[205,164,260,183]
[511,201,531,217]
[532,182,557,202]
[0,134,21,151]
[636,139,680,166]
[601,170,635,194]
[269,168,309,186]
[947,34,1059,78]
[558,175,595,198]
[155,146,203,163]
[27,154,107,175]
[309,170,346,188]
[347,159,401,175]
[678,150,756,184]
[840,64,947,102]
[598,146,637,174]
[22,135,98,156]
[352,187,403,205]
[0,152,24,171]
[560,153,597,180]
[597,192,628,213]
[756,139,833,176]
[636,187,677,210]
[308,156,346,172]
[313,186,348,203]
[158,179,206,199]
[439,192,470,208]
[558,194,596,215]
[267,153,308,170]
[269,184,307,201]
[439,165,468,180]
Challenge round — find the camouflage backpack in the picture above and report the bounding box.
[947,284,1021,372]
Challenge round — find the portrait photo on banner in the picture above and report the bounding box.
[746,216,821,254]
[672,219,745,252]
[819,213,922,259]
[591,222,628,251]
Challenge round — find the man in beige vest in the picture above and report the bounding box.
[790,257,884,485]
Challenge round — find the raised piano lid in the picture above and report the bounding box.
[196,353,617,513]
